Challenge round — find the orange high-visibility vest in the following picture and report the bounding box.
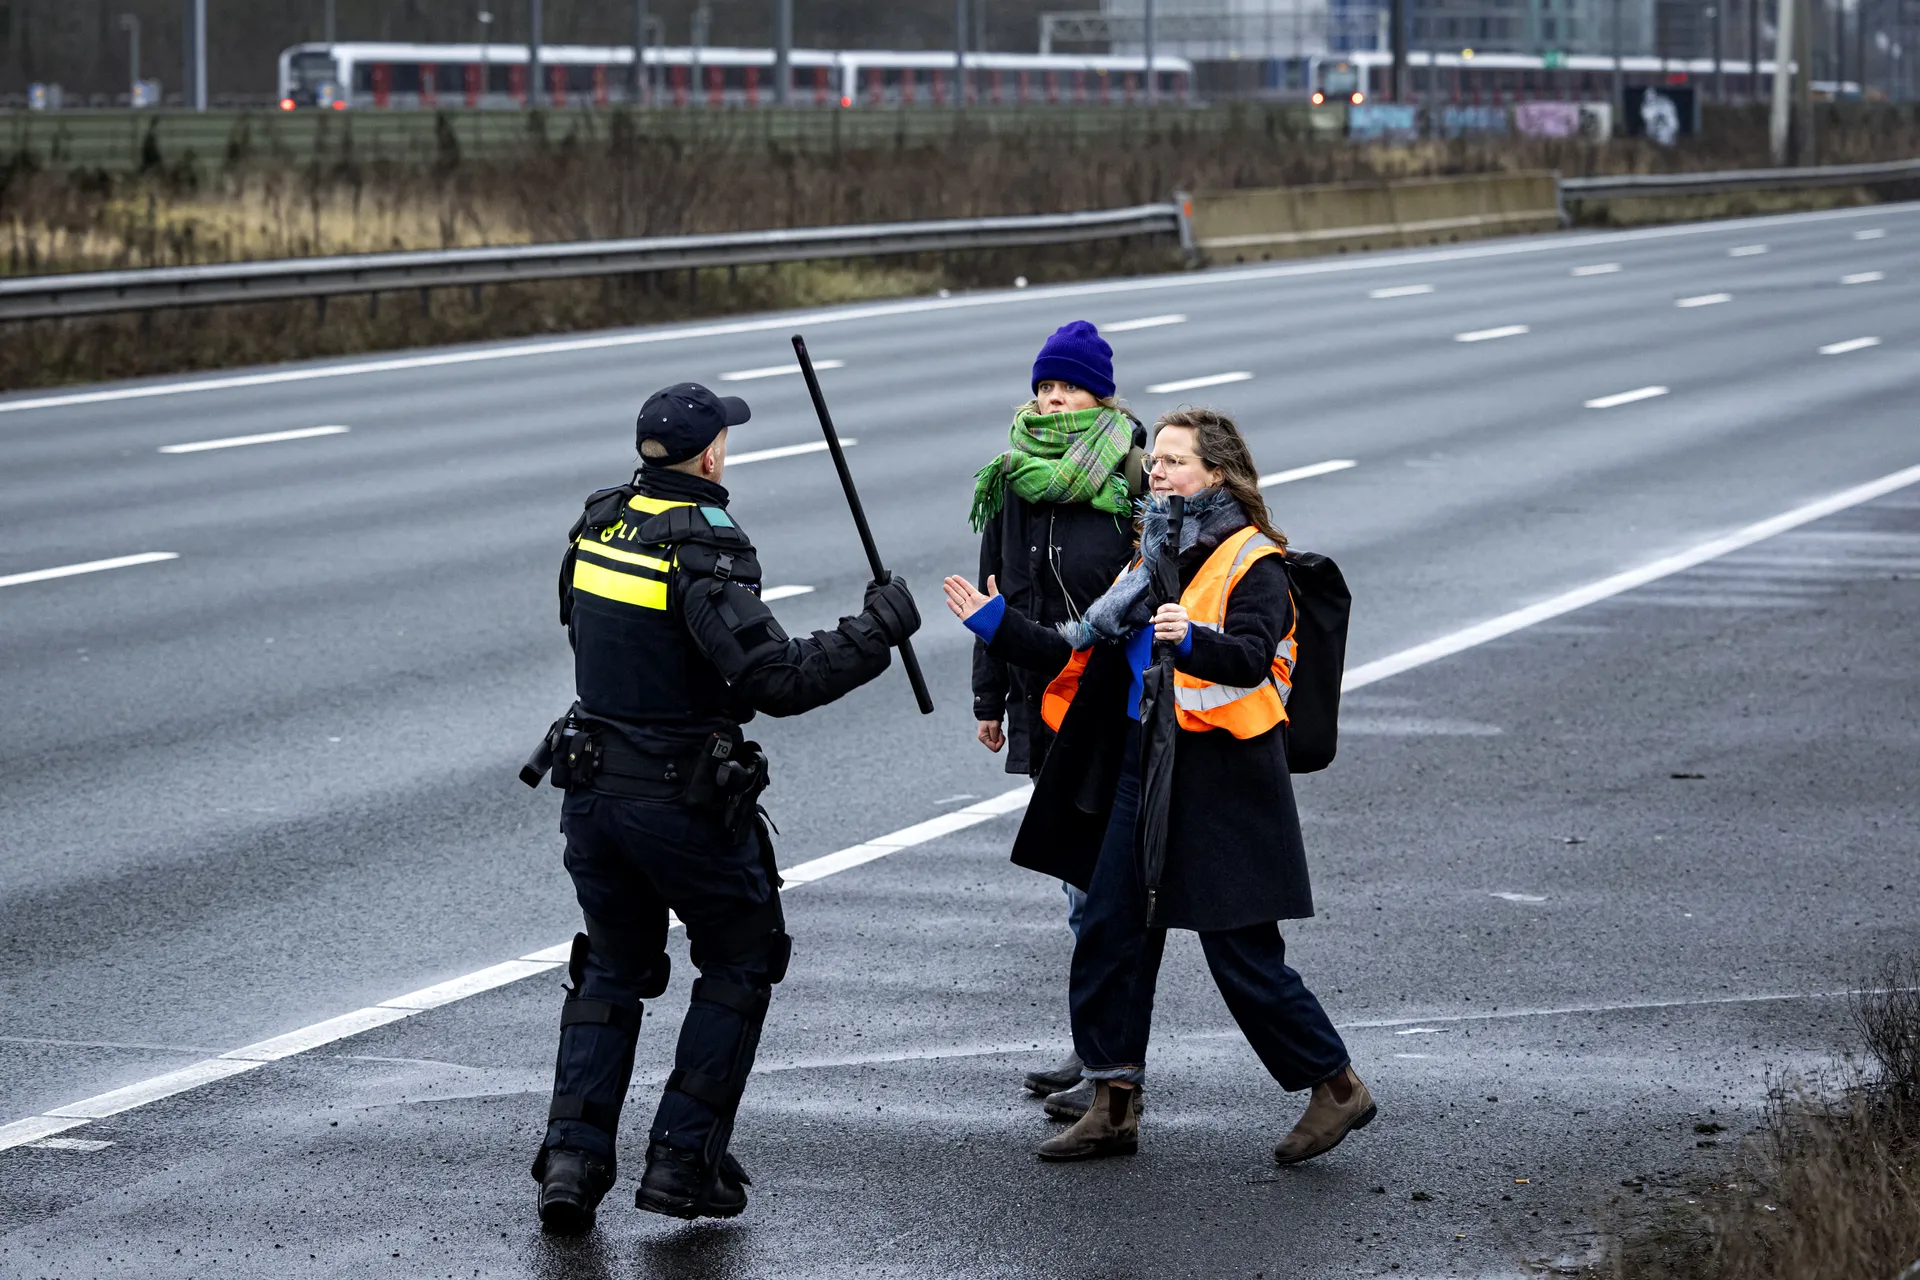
[1041,525,1294,739]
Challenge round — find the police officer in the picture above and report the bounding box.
[529,382,920,1232]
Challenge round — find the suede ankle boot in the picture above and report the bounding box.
[1036,1081,1140,1162]
[1273,1067,1376,1166]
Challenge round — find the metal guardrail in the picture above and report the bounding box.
[2,157,1913,322]
[1562,157,1920,199]
[0,203,1185,322]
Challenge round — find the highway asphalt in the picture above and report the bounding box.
[2,202,1918,1277]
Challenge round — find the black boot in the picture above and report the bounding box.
[636,1141,750,1220]
[533,1148,614,1235]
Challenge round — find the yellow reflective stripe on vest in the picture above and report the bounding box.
[624,494,689,515]
[575,540,671,573]
[572,556,668,610]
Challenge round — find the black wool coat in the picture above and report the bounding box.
[984,548,1315,933]
[973,494,1136,776]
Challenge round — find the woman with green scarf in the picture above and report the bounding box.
[970,320,1144,1115]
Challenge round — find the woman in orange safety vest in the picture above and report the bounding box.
[941,407,1374,1167]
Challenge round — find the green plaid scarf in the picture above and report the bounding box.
[968,405,1133,532]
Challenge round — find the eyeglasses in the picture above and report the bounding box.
[1143,452,1202,472]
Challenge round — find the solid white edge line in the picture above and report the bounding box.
[1818,337,1882,355]
[727,439,856,466]
[0,551,179,589]
[1259,459,1357,487]
[6,202,1907,418]
[1584,385,1669,409]
[1145,371,1253,394]
[7,460,1920,1150]
[158,425,350,453]
[718,360,843,381]
[1102,314,1188,332]
[1454,324,1530,342]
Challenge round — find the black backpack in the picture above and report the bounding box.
[1281,550,1351,774]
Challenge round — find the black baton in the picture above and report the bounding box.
[791,333,936,716]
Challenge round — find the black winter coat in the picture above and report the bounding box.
[983,547,1314,933]
[973,494,1135,776]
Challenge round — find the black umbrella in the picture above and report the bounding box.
[1134,494,1184,928]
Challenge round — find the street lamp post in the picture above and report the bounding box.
[1145,0,1158,104]
[530,0,544,107]
[192,0,207,111]
[120,14,141,105]
[775,0,791,106]
[478,10,493,105]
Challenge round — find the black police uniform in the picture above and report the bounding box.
[529,384,917,1230]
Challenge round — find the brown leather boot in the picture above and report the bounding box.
[1036,1081,1141,1162]
[1272,1068,1376,1166]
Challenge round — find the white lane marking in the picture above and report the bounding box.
[1728,244,1768,256]
[1819,336,1882,355]
[760,584,815,602]
[377,960,560,1011]
[1841,270,1885,284]
[1853,228,1886,240]
[1145,371,1252,394]
[1342,461,1920,691]
[1393,1027,1450,1036]
[28,1136,115,1152]
[1584,385,1669,409]
[1492,892,1549,903]
[1571,262,1622,276]
[718,359,843,382]
[727,439,856,467]
[1370,284,1434,298]
[1675,292,1732,308]
[157,425,350,454]
[10,461,1920,1149]
[1102,313,1187,333]
[1393,1053,1434,1059]
[1455,324,1530,343]
[1259,458,1357,487]
[2,203,1907,418]
[0,551,179,589]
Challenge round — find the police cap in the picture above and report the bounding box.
[636,382,751,466]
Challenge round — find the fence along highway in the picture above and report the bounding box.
[1,201,1917,1276]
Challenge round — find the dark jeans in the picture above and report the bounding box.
[1068,727,1351,1091]
[545,790,779,1161]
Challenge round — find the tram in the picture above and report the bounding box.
[1307,48,1846,104]
[278,42,1195,110]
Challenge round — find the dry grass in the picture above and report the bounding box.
[1599,957,1920,1280]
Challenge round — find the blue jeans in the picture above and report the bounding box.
[1064,881,1088,938]
[1068,727,1352,1091]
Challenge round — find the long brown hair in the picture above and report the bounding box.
[1151,407,1287,548]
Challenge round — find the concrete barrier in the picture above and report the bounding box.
[1189,171,1561,263]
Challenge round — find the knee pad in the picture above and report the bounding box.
[687,897,790,984]
[583,915,671,999]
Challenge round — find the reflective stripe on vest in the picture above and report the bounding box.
[569,495,690,612]
[1039,524,1294,739]
[1172,526,1293,737]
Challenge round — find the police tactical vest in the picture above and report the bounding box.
[562,485,762,731]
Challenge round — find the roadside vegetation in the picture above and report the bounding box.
[3,103,1918,390]
[1597,957,1920,1279]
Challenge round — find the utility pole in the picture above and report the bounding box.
[634,0,651,104]
[1145,0,1158,104]
[775,0,792,105]
[1795,0,1814,156]
[692,3,709,107]
[1711,4,1724,98]
[192,0,206,110]
[1612,0,1625,131]
[325,0,336,45]
[121,14,141,103]
[1391,0,1408,99]
[954,0,968,105]
[1771,0,1797,159]
[530,0,545,106]
[1748,0,1760,99]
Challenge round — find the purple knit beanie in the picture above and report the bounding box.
[1031,320,1115,400]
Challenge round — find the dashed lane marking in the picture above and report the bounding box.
[7,460,1920,1153]
[1,203,1907,418]
[1841,271,1886,285]
[0,551,180,590]
[760,585,815,602]
[1145,371,1253,394]
[1818,337,1882,355]
[726,439,856,467]
[1455,324,1530,342]
[1675,293,1732,308]
[1728,244,1768,256]
[1369,284,1435,298]
[1854,228,1886,240]
[1571,263,1622,276]
[1258,458,1357,487]
[1584,386,1670,409]
[1102,314,1187,333]
[158,425,350,453]
[28,1137,114,1152]
[718,360,843,381]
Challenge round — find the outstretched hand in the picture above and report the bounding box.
[942,574,999,622]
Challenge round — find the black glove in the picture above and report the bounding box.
[862,572,921,647]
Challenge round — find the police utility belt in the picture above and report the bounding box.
[520,707,768,828]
